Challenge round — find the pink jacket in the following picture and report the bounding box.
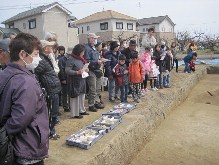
[139,52,151,72]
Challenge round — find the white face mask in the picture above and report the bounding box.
[23,54,41,71]
[94,39,97,45]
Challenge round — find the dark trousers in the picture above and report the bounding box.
[119,85,128,102]
[61,84,68,109]
[173,58,178,72]
[150,79,157,88]
[141,74,149,89]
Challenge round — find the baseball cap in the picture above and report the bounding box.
[87,33,100,39]
[0,38,10,53]
[40,40,55,48]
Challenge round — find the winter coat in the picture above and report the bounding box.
[84,43,100,63]
[105,50,121,77]
[163,54,173,72]
[183,53,193,63]
[128,60,144,83]
[115,63,129,87]
[141,34,157,48]
[34,54,61,95]
[149,61,159,78]
[153,50,162,67]
[0,63,49,160]
[139,52,152,73]
[65,56,86,98]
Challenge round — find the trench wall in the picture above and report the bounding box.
[84,66,209,165]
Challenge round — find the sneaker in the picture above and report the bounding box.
[80,112,90,115]
[141,89,145,93]
[152,87,156,91]
[89,105,98,112]
[144,88,149,92]
[95,102,105,109]
[114,96,120,101]
[134,98,141,103]
[154,87,158,90]
[109,97,115,102]
[128,94,132,98]
[141,92,145,97]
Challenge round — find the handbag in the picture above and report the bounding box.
[0,73,20,165]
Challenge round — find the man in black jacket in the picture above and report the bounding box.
[58,46,70,112]
[121,40,138,67]
[35,40,62,140]
[121,40,138,95]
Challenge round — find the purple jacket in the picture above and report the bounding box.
[0,63,49,160]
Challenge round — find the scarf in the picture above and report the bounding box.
[71,53,87,64]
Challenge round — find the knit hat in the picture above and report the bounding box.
[95,41,102,48]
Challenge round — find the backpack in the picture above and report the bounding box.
[0,73,20,165]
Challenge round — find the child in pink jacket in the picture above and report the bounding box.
[139,46,151,92]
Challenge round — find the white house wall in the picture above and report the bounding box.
[5,14,44,39]
[43,6,69,49]
[158,18,174,32]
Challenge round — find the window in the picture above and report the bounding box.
[82,27,83,34]
[143,28,146,32]
[23,23,26,29]
[87,26,90,31]
[9,23,14,28]
[162,27,165,32]
[116,22,123,29]
[29,19,36,29]
[127,23,133,30]
[100,22,108,30]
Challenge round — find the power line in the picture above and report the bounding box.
[0,0,115,10]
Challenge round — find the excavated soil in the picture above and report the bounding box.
[129,74,219,165]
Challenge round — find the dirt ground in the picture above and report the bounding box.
[45,66,219,165]
[129,74,219,165]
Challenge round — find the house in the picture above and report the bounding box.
[75,10,140,44]
[137,15,176,46]
[0,27,21,39]
[2,2,78,51]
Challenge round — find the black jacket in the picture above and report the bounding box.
[34,54,61,95]
[153,50,162,66]
[58,55,68,82]
[121,48,137,67]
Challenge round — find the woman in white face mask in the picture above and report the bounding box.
[22,50,41,72]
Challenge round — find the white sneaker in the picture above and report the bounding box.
[154,87,158,90]
[152,87,156,91]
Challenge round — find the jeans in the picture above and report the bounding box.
[49,93,60,118]
[184,61,191,73]
[163,72,171,86]
[119,85,128,102]
[108,77,119,99]
[156,65,163,87]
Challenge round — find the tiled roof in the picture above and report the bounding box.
[76,10,136,25]
[2,2,72,24]
[0,27,21,34]
[137,15,175,26]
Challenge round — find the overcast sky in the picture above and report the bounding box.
[0,0,219,35]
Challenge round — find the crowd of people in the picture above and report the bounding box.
[0,29,198,164]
